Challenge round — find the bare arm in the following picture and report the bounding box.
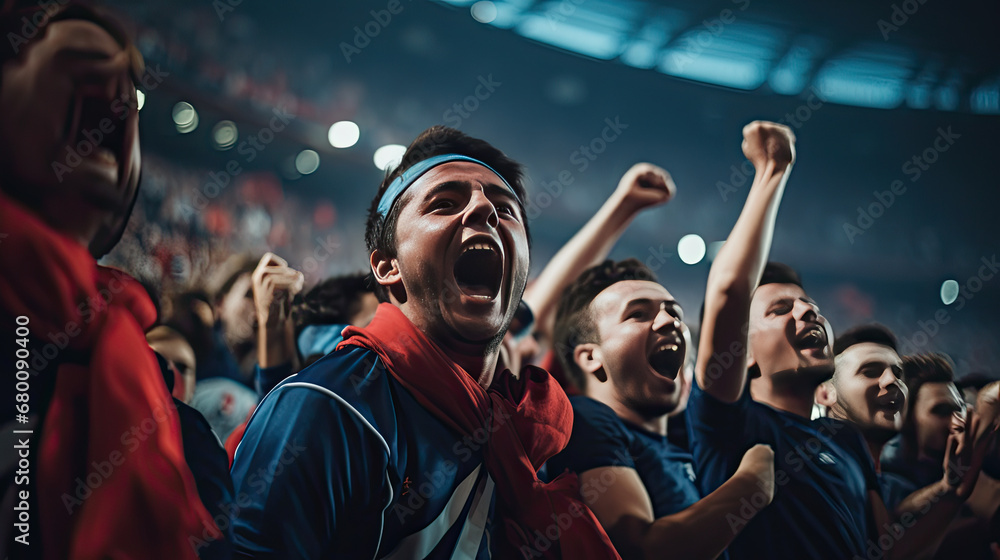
[581,444,774,560]
[524,163,675,347]
[696,122,795,403]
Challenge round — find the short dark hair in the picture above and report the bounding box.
[902,353,956,393]
[363,126,529,302]
[292,272,373,331]
[699,261,805,327]
[1,3,143,79]
[743,262,806,379]
[901,352,958,439]
[759,262,803,288]
[553,259,658,390]
[834,323,898,355]
[162,290,214,368]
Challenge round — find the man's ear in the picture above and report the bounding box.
[573,343,607,384]
[815,380,837,407]
[370,249,401,290]
[745,343,757,371]
[745,347,762,379]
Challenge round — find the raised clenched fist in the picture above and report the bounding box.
[614,162,676,214]
[742,121,795,170]
[252,252,305,329]
[735,443,776,506]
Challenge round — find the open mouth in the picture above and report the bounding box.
[795,324,828,351]
[64,92,126,169]
[875,393,904,413]
[648,339,684,380]
[453,240,503,300]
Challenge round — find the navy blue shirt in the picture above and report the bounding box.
[880,435,941,490]
[231,346,495,559]
[176,399,235,560]
[547,396,700,518]
[686,382,878,560]
[879,471,918,513]
[253,361,294,397]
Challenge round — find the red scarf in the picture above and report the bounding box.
[339,303,620,559]
[0,194,219,559]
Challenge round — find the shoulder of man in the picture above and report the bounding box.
[275,344,395,433]
[569,396,630,437]
[230,347,397,558]
[546,396,636,476]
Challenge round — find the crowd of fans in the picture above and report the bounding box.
[2,2,998,560]
[103,154,355,293]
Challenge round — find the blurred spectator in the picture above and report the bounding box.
[208,253,261,383]
[882,354,1000,560]
[225,268,376,464]
[292,271,377,367]
[189,378,258,444]
[0,3,216,557]
[147,325,197,403]
[882,353,964,491]
[162,290,218,379]
[151,351,235,559]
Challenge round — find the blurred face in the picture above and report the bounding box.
[912,382,965,458]
[149,333,197,403]
[218,272,256,354]
[748,283,833,383]
[0,19,140,246]
[828,343,907,443]
[379,161,529,346]
[586,281,690,417]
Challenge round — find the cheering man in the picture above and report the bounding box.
[548,256,775,559]
[0,3,217,557]
[231,126,618,559]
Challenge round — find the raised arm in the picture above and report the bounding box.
[696,122,795,402]
[252,252,304,370]
[525,163,675,346]
[580,444,774,560]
